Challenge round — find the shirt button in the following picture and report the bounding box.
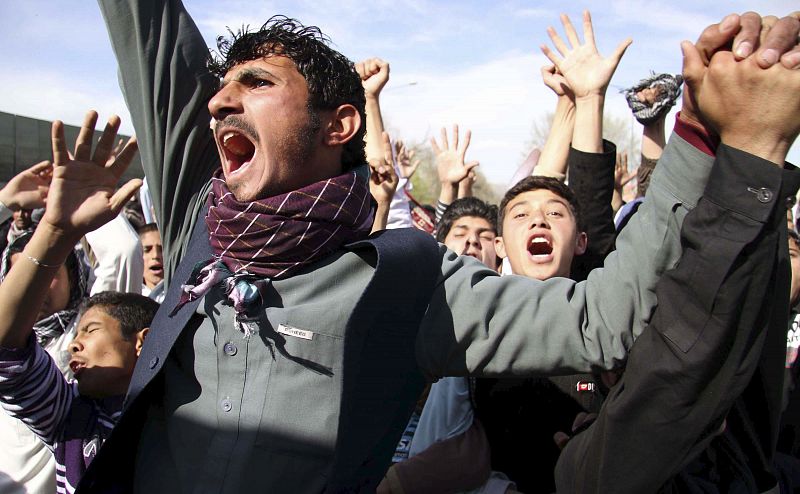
[221,398,232,412]
[149,357,159,369]
[223,342,237,356]
[749,187,773,203]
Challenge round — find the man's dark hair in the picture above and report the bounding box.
[436,197,499,242]
[208,16,366,170]
[498,176,583,235]
[78,292,159,340]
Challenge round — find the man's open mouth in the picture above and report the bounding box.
[220,130,256,174]
[528,236,553,258]
[69,359,86,376]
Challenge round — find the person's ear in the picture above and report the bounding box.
[574,232,588,256]
[494,236,508,259]
[134,327,149,357]
[324,104,361,147]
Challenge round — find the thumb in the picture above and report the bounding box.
[681,40,705,90]
[110,178,143,213]
[610,38,633,66]
[465,160,480,172]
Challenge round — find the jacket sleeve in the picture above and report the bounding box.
[566,140,618,282]
[98,0,216,286]
[554,146,800,493]
[417,129,715,378]
[0,338,75,448]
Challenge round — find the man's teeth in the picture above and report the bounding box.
[531,238,549,245]
[222,132,253,157]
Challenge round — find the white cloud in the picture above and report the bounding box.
[515,8,557,19]
[0,70,133,134]
[380,51,562,186]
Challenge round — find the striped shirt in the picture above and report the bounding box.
[0,338,122,493]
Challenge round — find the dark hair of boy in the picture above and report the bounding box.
[137,223,159,236]
[436,197,499,243]
[77,292,159,340]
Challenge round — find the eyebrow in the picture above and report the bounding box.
[219,67,279,90]
[508,197,571,212]
[452,224,495,235]
[77,321,102,333]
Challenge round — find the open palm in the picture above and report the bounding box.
[44,111,141,236]
[541,11,631,99]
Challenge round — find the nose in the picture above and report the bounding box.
[69,337,83,354]
[460,232,481,255]
[149,246,163,261]
[529,209,549,229]
[208,82,243,120]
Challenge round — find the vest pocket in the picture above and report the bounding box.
[255,327,344,462]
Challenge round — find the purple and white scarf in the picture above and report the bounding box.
[173,169,374,334]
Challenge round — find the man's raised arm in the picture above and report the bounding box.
[98,0,219,284]
[416,12,800,378]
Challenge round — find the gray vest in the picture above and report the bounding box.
[77,216,441,493]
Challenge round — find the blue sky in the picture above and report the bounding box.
[1,0,797,185]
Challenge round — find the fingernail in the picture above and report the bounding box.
[761,49,779,66]
[735,41,752,58]
[784,53,800,69]
[720,14,738,32]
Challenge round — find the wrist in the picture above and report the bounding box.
[437,184,458,205]
[719,132,789,166]
[37,220,83,246]
[24,223,78,266]
[0,190,18,211]
[643,118,666,135]
[573,97,604,154]
[556,95,576,110]
[574,93,605,106]
[365,94,381,104]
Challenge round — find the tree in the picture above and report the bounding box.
[525,111,642,168]
[403,141,500,207]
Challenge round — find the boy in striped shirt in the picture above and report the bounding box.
[0,292,157,491]
[0,110,149,492]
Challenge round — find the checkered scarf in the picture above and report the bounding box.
[622,73,683,126]
[173,169,374,327]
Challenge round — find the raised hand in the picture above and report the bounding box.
[614,152,637,193]
[394,140,420,179]
[369,132,399,233]
[682,11,800,165]
[0,160,53,211]
[356,58,390,100]
[681,12,800,134]
[541,11,631,99]
[368,132,399,204]
[431,125,479,186]
[541,64,573,99]
[44,110,142,238]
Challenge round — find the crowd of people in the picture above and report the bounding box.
[0,2,799,493]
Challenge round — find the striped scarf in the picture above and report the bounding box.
[173,169,374,329]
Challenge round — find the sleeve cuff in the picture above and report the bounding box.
[0,333,37,360]
[704,144,800,223]
[674,112,719,158]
